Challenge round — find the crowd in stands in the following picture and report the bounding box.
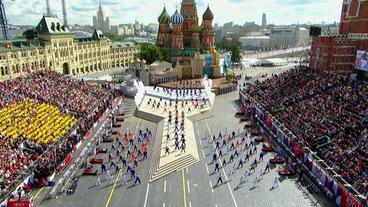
[245,67,368,196]
[0,71,117,200]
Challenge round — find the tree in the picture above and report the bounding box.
[228,42,242,63]
[105,34,121,42]
[217,40,242,63]
[139,43,162,64]
[139,43,172,64]
[159,47,170,62]
[226,70,235,81]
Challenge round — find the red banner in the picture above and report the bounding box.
[341,189,363,207]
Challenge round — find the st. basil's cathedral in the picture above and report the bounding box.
[156,0,221,79]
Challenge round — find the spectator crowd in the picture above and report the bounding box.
[0,71,117,200]
[245,67,368,196]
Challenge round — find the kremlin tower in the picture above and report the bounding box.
[156,0,220,79]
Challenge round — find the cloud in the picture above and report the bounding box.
[275,0,323,5]
[5,0,341,27]
[71,5,96,12]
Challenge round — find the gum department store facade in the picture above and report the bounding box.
[0,15,140,81]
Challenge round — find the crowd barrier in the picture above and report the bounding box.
[217,85,237,95]
[48,96,122,198]
[58,96,121,173]
[239,91,366,207]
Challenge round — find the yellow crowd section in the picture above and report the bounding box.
[0,98,77,144]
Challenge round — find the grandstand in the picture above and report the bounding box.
[0,71,117,202]
[244,67,368,196]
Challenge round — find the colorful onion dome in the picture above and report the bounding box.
[192,24,202,33]
[158,6,170,24]
[171,9,184,24]
[202,6,214,21]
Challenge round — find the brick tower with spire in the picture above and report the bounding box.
[181,0,199,47]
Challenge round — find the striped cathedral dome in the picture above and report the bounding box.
[202,6,214,21]
[171,9,184,24]
[158,6,170,24]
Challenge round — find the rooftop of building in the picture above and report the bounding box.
[240,36,270,39]
[36,15,72,35]
[0,38,44,52]
[110,41,139,49]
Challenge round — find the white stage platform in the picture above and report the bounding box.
[144,86,209,101]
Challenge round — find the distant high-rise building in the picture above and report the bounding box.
[93,1,110,34]
[262,13,267,28]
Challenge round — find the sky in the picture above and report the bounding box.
[6,0,342,26]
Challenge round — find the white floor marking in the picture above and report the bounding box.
[164,180,167,193]
[205,120,238,207]
[143,183,150,207]
[202,149,206,158]
[163,202,165,207]
[187,180,191,194]
[205,164,209,174]
[209,180,214,193]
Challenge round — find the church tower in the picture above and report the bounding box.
[170,9,184,64]
[201,6,215,51]
[181,0,199,47]
[157,5,170,47]
[191,25,201,50]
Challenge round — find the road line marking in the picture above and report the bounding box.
[215,204,218,207]
[205,164,209,174]
[182,169,187,207]
[202,149,206,158]
[189,201,192,207]
[186,167,189,174]
[199,138,202,145]
[34,187,44,199]
[205,119,238,207]
[105,169,122,207]
[209,180,214,193]
[164,180,167,193]
[163,202,165,207]
[187,180,191,194]
[135,119,142,130]
[143,183,150,207]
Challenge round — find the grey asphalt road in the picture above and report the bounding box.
[35,90,335,207]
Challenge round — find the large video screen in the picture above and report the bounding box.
[355,50,368,71]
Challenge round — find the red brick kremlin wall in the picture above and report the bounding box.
[309,0,368,72]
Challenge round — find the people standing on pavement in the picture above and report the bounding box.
[216,174,224,186]
[95,174,101,186]
[237,158,244,169]
[272,176,279,188]
[134,174,141,185]
[264,162,270,173]
[165,146,170,155]
[214,162,220,173]
[120,172,127,185]
[101,163,107,173]
[222,158,227,167]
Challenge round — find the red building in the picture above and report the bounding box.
[310,0,368,73]
[339,0,368,35]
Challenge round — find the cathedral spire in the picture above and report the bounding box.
[99,0,102,12]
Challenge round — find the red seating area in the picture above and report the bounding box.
[245,67,368,195]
